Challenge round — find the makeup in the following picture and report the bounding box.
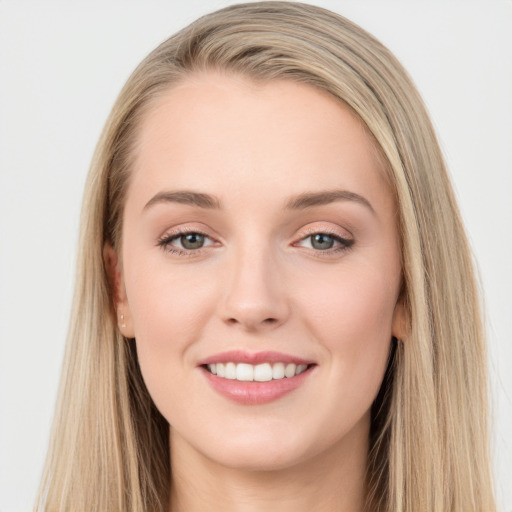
[198,351,316,405]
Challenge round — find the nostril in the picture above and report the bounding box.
[224,316,280,330]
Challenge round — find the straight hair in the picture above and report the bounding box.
[36,3,495,511]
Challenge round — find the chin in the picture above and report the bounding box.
[207,442,308,472]
[181,424,314,472]
[193,420,350,473]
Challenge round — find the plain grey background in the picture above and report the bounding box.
[0,1,511,511]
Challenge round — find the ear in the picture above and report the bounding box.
[103,243,135,338]
[391,295,408,342]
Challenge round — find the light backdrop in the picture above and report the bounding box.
[0,1,510,510]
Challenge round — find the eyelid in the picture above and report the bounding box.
[292,225,354,255]
[295,224,353,242]
[156,225,219,255]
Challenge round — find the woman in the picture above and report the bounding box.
[35,2,496,511]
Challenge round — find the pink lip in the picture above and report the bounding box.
[197,350,314,366]
[197,351,316,405]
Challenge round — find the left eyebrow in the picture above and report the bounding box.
[284,189,376,215]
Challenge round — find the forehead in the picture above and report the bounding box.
[129,71,392,212]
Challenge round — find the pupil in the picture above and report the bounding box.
[181,233,204,249]
[311,234,334,250]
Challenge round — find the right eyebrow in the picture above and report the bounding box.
[143,190,222,211]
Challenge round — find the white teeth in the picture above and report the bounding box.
[272,362,285,379]
[254,363,272,382]
[296,364,308,375]
[285,363,296,378]
[205,361,310,381]
[225,362,236,379]
[236,363,254,381]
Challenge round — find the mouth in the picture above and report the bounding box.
[202,361,311,381]
[198,351,317,405]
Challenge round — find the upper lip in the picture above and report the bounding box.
[197,350,315,367]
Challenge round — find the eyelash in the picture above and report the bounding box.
[294,228,354,257]
[157,228,354,258]
[157,228,216,257]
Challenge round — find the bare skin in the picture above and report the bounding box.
[169,410,369,512]
[111,71,405,511]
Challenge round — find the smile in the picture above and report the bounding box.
[198,351,316,405]
[205,362,309,381]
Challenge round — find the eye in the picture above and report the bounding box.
[157,230,216,255]
[296,231,353,253]
[309,233,337,250]
[178,233,207,250]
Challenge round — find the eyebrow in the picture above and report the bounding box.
[143,190,221,210]
[284,189,375,214]
[143,188,375,215]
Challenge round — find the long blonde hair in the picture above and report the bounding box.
[36,2,495,511]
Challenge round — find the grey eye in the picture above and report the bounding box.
[180,233,205,249]
[310,233,335,250]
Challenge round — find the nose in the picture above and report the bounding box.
[219,246,290,332]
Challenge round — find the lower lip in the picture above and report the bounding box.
[201,366,315,405]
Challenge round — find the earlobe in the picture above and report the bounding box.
[103,243,135,338]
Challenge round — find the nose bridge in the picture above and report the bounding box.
[220,237,289,331]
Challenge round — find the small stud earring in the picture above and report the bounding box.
[120,313,126,329]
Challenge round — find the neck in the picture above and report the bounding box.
[169,420,369,512]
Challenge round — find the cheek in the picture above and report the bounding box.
[123,255,218,379]
[298,259,398,392]
[301,261,398,341]
[125,260,222,424]
[131,276,216,336]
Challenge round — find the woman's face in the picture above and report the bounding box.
[116,72,404,471]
